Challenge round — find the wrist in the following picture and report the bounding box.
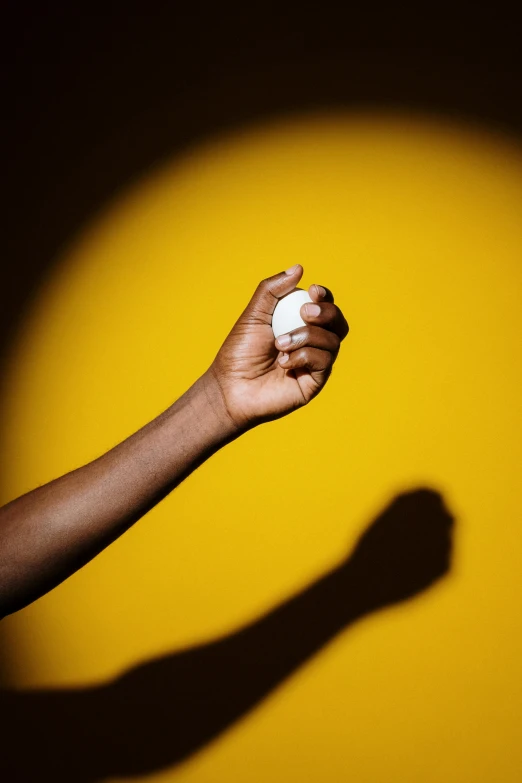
[193,369,245,443]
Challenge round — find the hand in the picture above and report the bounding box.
[206,264,349,430]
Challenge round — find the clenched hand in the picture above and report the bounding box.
[207,264,349,431]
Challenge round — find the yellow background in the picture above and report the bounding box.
[1,112,522,781]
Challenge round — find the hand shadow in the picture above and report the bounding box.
[0,487,454,782]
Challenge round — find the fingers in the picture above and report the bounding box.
[275,324,340,355]
[274,287,348,378]
[242,264,304,323]
[278,346,333,376]
[308,284,335,304]
[275,324,338,380]
[300,300,349,340]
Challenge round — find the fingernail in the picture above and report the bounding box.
[279,353,289,364]
[277,333,292,348]
[304,303,321,317]
[314,285,326,298]
[285,264,300,275]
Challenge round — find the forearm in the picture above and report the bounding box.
[0,371,239,617]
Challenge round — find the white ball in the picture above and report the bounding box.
[272,288,312,339]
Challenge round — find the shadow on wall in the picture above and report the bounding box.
[0,488,455,782]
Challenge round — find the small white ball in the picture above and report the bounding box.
[272,288,312,339]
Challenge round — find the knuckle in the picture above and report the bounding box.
[330,333,341,350]
[295,347,310,364]
[259,272,281,291]
[319,350,332,369]
[304,348,327,369]
[291,327,310,347]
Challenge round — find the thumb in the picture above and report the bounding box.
[241,264,304,323]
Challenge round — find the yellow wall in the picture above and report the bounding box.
[1,112,522,782]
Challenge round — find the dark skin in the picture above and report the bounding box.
[0,263,349,618]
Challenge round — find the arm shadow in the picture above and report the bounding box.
[0,487,455,782]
